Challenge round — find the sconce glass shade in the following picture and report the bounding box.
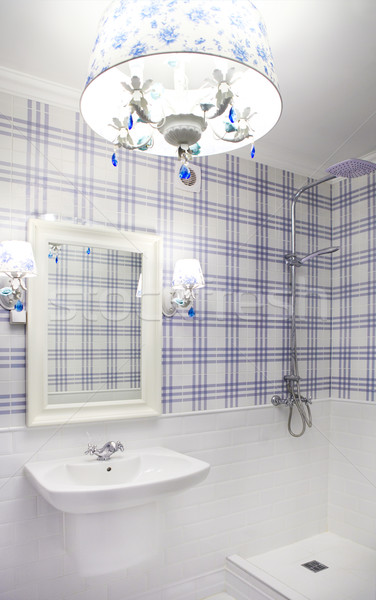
[81,0,282,159]
[0,241,37,277]
[172,259,205,289]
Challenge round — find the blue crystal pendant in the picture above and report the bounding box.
[179,163,191,180]
[128,113,133,130]
[250,144,256,159]
[48,251,53,259]
[188,306,195,318]
[111,151,118,167]
[87,247,91,255]
[229,106,237,124]
[14,300,23,312]
[55,256,58,264]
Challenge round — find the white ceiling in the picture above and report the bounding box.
[0,0,375,177]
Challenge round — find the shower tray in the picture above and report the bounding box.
[226,532,376,600]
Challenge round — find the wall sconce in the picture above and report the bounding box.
[162,259,205,318]
[0,241,37,321]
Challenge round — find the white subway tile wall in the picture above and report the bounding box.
[328,400,376,550]
[0,403,329,600]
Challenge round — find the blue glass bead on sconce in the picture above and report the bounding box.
[173,298,185,306]
[128,113,133,130]
[0,287,12,296]
[111,151,118,167]
[48,250,53,259]
[179,163,191,180]
[14,300,23,312]
[188,306,195,318]
[87,247,91,255]
[250,144,256,159]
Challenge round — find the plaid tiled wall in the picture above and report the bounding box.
[0,92,333,423]
[331,173,376,400]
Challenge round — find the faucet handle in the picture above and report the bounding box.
[85,443,97,455]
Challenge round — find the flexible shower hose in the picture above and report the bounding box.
[287,379,312,437]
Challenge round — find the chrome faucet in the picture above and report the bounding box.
[85,440,125,461]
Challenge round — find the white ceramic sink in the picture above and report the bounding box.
[24,446,210,514]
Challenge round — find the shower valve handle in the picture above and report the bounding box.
[271,395,294,407]
[271,395,282,406]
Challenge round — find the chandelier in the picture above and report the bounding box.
[80,0,282,180]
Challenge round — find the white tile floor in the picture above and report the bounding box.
[243,532,376,600]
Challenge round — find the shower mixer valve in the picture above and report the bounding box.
[271,389,312,407]
[271,394,293,407]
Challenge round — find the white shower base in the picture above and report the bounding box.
[226,532,376,600]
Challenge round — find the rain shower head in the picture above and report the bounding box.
[325,158,376,179]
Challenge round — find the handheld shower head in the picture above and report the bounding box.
[285,246,339,267]
[325,158,376,179]
[299,246,339,264]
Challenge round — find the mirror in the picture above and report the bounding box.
[27,219,162,426]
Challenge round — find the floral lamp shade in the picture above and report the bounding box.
[0,241,37,277]
[172,259,205,289]
[80,0,282,160]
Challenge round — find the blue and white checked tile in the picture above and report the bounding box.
[0,93,337,422]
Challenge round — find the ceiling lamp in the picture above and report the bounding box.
[81,0,282,179]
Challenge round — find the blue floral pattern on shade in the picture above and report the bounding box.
[188,9,208,24]
[258,21,267,36]
[141,3,159,18]
[0,243,36,274]
[0,251,11,264]
[257,45,268,62]
[159,26,179,45]
[130,41,148,57]
[232,42,249,63]
[112,34,127,50]
[84,0,279,91]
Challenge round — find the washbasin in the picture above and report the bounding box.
[24,446,210,514]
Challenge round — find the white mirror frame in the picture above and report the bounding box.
[26,218,162,427]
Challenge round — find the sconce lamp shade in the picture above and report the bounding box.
[81,0,282,159]
[172,259,205,289]
[0,241,37,277]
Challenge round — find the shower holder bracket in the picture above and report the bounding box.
[284,374,300,382]
[284,253,303,267]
